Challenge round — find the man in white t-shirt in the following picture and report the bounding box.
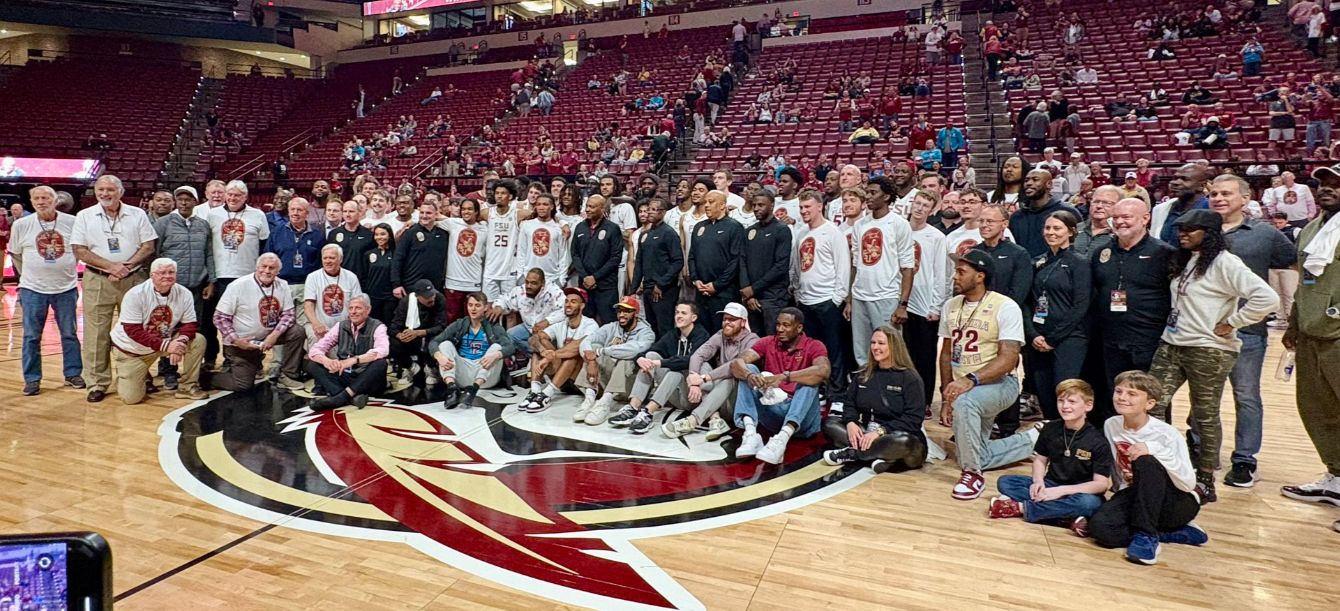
[211,253,308,392]
[888,161,922,218]
[849,176,917,366]
[482,181,524,301]
[906,190,950,405]
[71,174,157,402]
[713,168,747,216]
[9,185,84,396]
[304,244,363,346]
[825,164,866,224]
[1261,170,1317,223]
[938,250,1035,501]
[773,167,803,225]
[110,258,208,403]
[438,198,489,319]
[945,187,1015,256]
[515,193,569,290]
[204,179,270,368]
[520,287,601,413]
[791,189,851,394]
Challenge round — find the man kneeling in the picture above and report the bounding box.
[604,302,709,433]
[111,258,208,403]
[730,307,831,464]
[430,292,517,408]
[305,293,388,411]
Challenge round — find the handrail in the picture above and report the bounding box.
[229,128,317,181]
[225,63,321,79]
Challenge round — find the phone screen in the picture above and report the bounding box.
[0,541,70,610]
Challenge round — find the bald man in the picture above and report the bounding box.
[1151,164,1211,243]
[688,190,746,332]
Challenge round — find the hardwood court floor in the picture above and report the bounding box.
[0,285,1336,611]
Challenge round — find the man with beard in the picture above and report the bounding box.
[826,164,868,224]
[848,176,916,366]
[608,302,709,433]
[147,189,174,222]
[1151,164,1211,243]
[988,156,1027,207]
[688,190,746,332]
[310,179,333,212]
[1279,165,1340,531]
[1074,185,1119,257]
[933,190,964,234]
[773,167,802,225]
[740,191,792,336]
[574,297,656,424]
[571,194,625,324]
[330,200,375,278]
[635,173,661,201]
[493,268,565,357]
[1010,168,1081,257]
[631,197,683,336]
[520,288,601,413]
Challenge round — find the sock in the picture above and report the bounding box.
[775,423,796,444]
[531,380,543,393]
[743,416,756,438]
[543,383,559,397]
[584,388,598,402]
[468,382,480,394]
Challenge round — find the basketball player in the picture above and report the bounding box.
[437,198,488,321]
[515,193,569,291]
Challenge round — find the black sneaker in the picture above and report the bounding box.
[63,375,86,389]
[1224,462,1260,488]
[629,409,653,434]
[1196,471,1217,505]
[529,393,551,413]
[823,447,858,466]
[608,405,638,427]
[351,394,370,409]
[1186,431,1201,468]
[163,374,179,391]
[22,381,40,396]
[441,382,462,409]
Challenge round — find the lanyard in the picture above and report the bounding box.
[954,292,992,335]
[100,208,122,235]
[254,276,275,299]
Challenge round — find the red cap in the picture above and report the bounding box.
[562,287,588,303]
[614,295,640,313]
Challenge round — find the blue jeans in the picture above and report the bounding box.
[734,365,821,437]
[951,375,1031,472]
[1307,120,1332,152]
[508,324,532,356]
[19,287,82,383]
[997,475,1105,522]
[1223,331,1266,467]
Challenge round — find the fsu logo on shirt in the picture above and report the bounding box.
[955,239,978,256]
[532,228,551,256]
[1284,190,1298,205]
[259,295,282,328]
[36,230,65,261]
[221,218,246,250]
[457,228,478,257]
[148,305,174,339]
[322,284,346,317]
[860,229,883,266]
[912,241,923,275]
[799,236,816,272]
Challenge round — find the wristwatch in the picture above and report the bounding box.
[899,300,910,307]
[967,373,981,387]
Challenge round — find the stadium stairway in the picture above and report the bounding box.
[962,11,1011,189]
[162,76,224,185]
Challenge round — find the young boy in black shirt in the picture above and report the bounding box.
[989,379,1112,534]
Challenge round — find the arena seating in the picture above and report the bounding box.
[195,73,321,181]
[0,58,199,190]
[690,33,967,175]
[1007,0,1322,166]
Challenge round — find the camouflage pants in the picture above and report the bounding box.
[1148,342,1239,474]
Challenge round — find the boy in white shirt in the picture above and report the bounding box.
[1088,371,1209,565]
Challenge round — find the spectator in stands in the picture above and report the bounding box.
[1181,82,1218,106]
[1117,172,1152,206]
[1024,103,1049,154]
[1306,6,1327,58]
[1149,41,1177,60]
[1306,89,1335,156]
[848,121,880,145]
[1268,86,1299,158]
[1076,65,1098,84]
[937,121,966,169]
[1241,36,1264,76]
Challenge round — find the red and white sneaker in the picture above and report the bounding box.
[952,470,985,501]
[988,496,1023,519]
[1069,516,1090,538]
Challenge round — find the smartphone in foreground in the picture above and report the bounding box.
[0,532,112,610]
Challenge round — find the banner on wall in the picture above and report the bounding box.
[364,0,478,17]
[0,157,101,182]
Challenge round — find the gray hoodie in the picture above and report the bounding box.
[581,320,655,359]
[689,329,761,381]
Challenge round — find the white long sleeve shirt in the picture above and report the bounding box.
[1162,251,1278,351]
[849,211,916,303]
[908,225,950,318]
[791,220,850,307]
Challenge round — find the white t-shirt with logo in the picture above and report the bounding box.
[484,205,519,281]
[8,212,78,293]
[70,202,158,266]
[909,224,951,318]
[217,273,294,341]
[516,217,569,285]
[892,187,922,218]
[543,314,600,346]
[206,205,270,279]
[774,197,801,225]
[439,217,487,291]
[111,279,197,356]
[849,212,916,303]
[791,220,851,307]
[304,268,362,331]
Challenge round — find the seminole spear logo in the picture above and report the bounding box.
[159,389,872,610]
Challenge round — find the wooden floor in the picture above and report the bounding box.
[0,285,1337,611]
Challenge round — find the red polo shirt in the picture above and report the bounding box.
[752,334,828,396]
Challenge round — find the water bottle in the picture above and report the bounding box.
[1275,350,1295,382]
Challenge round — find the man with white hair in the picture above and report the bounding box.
[9,185,84,396]
[71,174,157,402]
[211,253,308,392]
[305,293,389,411]
[304,244,362,345]
[110,258,209,403]
[204,179,270,369]
[153,185,215,391]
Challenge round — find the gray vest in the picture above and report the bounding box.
[329,318,384,375]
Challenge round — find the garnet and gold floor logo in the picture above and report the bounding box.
[158,388,871,611]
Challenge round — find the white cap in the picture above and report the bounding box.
[173,185,199,200]
[718,303,748,319]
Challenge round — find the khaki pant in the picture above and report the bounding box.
[575,353,638,400]
[81,270,148,393]
[1269,269,1299,322]
[1297,334,1340,476]
[113,335,205,404]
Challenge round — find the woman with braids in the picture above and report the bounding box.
[822,326,928,473]
[1146,209,1276,505]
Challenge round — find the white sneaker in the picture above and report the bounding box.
[1281,472,1340,507]
[756,435,789,464]
[425,367,442,386]
[705,416,731,441]
[1267,319,1289,329]
[735,432,764,459]
[661,417,696,438]
[573,397,596,422]
[584,402,613,426]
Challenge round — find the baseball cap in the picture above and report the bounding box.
[173,185,199,200]
[1312,164,1340,182]
[718,303,749,320]
[1173,209,1223,230]
[614,296,640,312]
[1124,171,1138,180]
[562,287,588,303]
[411,279,440,299]
[953,249,996,277]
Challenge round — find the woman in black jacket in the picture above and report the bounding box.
[364,223,398,326]
[823,326,928,473]
[1023,210,1090,420]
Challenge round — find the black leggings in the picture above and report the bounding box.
[822,416,927,470]
[1027,336,1088,421]
[1089,455,1200,548]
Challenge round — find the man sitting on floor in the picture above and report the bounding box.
[429,292,517,408]
[666,303,760,440]
[520,287,601,413]
[490,268,565,358]
[602,302,709,433]
[729,307,831,464]
[305,293,389,411]
[576,296,656,425]
[212,254,308,392]
[389,279,449,383]
[110,258,208,403]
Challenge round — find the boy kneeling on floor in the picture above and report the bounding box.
[989,379,1110,534]
[1088,371,1209,565]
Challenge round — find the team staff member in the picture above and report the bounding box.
[364,224,398,327]
[153,185,214,391]
[688,190,746,332]
[330,200,375,278]
[1024,211,1091,421]
[9,185,84,396]
[109,258,209,404]
[1281,164,1340,531]
[71,174,156,403]
[1074,185,1118,257]
[1209,175,1296,488]
[738,192,792,336]
[393,201,450,296]
[848,176,916,367]
[1091,199,1177,395]
[822,326,929,473]
[632,197,684,337]
[571,194,625,324]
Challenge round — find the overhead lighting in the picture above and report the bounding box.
[280,57,286,61]
[580,0,619,5]
[519,0,553,12]
[407,14,430,26]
